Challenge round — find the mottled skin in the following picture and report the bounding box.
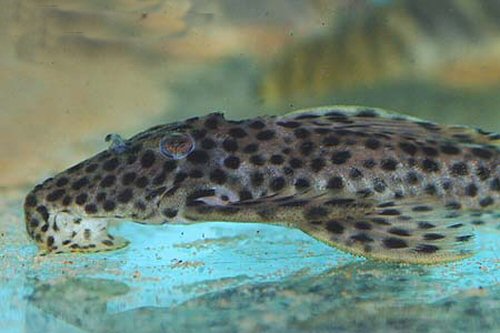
[23,106,500,263]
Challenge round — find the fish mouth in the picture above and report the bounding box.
[23,178,178,253]
[24,190,130,254]
[28,209,129,254]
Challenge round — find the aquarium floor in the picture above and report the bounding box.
[1,188,499,333]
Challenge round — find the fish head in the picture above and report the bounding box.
[23,113,253,252]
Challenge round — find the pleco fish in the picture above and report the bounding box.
[23,106,500,264]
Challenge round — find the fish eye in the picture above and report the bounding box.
[159,133,195,160]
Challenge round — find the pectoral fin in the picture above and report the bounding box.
[299,198,476,264]
[185,193,476,264]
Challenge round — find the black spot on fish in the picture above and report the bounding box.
[327,176,344,190]
[415,244,439,253]
[388,228,411,237]
[421,159,440,172]
[187,150,209,164]
[127,154,138,164]
[471,147,493,160]
[363,159,376,169]
[476,166,491,181]
[490,178,500,191]
[412,205,433,212]
[238,190,253,201]
[256,130,275,141]
[46,189,65,202]
[354,221,372,230]
[189,169,204,179]
[249,120,266,129]
[163,160,177,172]
[270,177,286,192]
[294,178,310,189]
[379,209,401,216]
[418,222,435,229]
[406,171,419,185]
[36,206,49,221]
[445,201,461,210]
[277,121,301,128]
[84,204,98,214]
[103,158,120,171]
[117,188,133,203]
[270,154,285,165]
[294,128,310,139]
[72,177,89,191]
[300,141,315,155]
[479,197,494,207]
[85,164,99,173]
[228,127,247,138]
[440,144,460,155]
[251,172,265,187]
[210,169,227,185]
[56,177,69,187]
[243,143,259,154]
[75,193,88,205]
[103,200,116,212]
[357,109,378,117]
[399,142,418,155]
[289,158,303,169]
[222,139,238,152]
[174,171,189,185]
[204,115,220,129]
[140,150,156,168]
[122,172,137,185]
[323,135,340,146]
[100,175,116,188]
[224,156,241,169]
[349,168,363,179]
[450,162,468,176]
[326,220,344,234]
[310,158,325,172]
[380,158,398,171]
[25,194,38,207]
[351,233,373,243]
[465,183,478,197]
[305,207,329,219]
[383,237,408,249]
[135,176,149,188]
[423,233,445,240]
[190,128,207,139]
[373,178,387,193]
[163,208,178,218]
[331,151,351,165]
[250,155,266,166]
[422,146,439,157]
[62,195,73,206]
[456,235,473,242]
[201,138,216,150]
[365,138,381,150]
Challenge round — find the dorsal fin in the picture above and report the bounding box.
[281,105,500,147]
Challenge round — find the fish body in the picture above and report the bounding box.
[24,106,500,263]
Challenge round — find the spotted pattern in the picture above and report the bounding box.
[23,107,500,263]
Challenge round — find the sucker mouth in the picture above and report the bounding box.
[30,210,129,254]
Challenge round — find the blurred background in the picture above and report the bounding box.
[1,1,500,332]
[2,0,500,188]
